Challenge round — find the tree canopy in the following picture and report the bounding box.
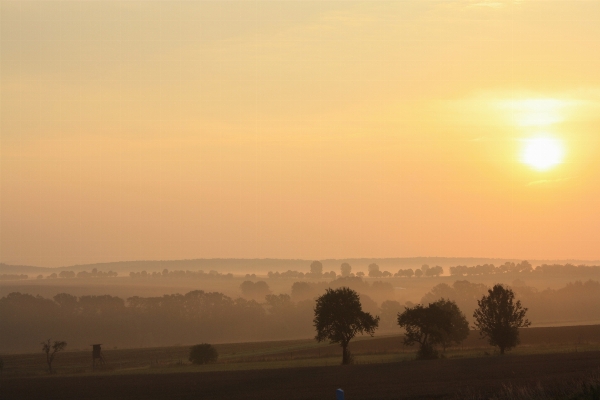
[473,284,531,354]
[340,263,352,277]
[310,261,323,275]
[313,287,379,364]
[239,280,271,300]
[397,299,469,359]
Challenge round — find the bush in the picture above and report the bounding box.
[189,343,218,364]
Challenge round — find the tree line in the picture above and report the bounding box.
[1,279,598,355]
[315,284,530,363]
[269,261,445,279]
[129,269,234,279]
[0,290,316,353]
[450,261,600,277]
[31,268,119,280]
[11,261,597,283]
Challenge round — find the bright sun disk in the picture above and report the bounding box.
[521,137,564,171]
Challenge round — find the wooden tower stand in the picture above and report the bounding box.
[92,344,105,370]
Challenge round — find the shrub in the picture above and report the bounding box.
[189,343,218,364]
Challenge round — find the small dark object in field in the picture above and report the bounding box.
[189,343,218,364]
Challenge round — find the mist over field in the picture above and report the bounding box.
[2,257,600,353]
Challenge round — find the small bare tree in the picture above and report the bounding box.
[41,339,67,373]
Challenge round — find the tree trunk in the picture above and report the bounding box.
[342,343,349,365]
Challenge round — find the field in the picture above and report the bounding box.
[2,351,599,399]
[1,325,600,399]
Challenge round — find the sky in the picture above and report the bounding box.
[1,1,600,267]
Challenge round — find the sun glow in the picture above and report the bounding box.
[521,137,564,171]
[498,98,570,127]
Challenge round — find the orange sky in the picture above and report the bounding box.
[2,1,600,267]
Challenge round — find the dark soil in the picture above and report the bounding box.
[2,351,599,400]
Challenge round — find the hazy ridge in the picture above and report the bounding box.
[2,257,600,276]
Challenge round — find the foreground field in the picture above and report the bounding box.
[2,325,600,378]
[1,325,600,399]
[2,351,600,400]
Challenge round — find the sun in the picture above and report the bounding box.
[521,137,564,171]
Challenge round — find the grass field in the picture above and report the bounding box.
[2,351,600,400]
[0,325,600,399]
[2,325,600,379]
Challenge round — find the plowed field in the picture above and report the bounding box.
[2,351,599,400]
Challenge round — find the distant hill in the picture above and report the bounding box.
[0,263,52,275]
[2,257,600,276]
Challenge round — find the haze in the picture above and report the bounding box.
[2,1,600,268]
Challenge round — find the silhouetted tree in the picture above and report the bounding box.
[395,268,414,278]
[324,270,337,279]
[53,293,78,312]
[340,263,352,277]
[517,260,533,273]
[41,339,66,373]
[314,287,379,364]
[359,294,379,316]
[240,280,271,300]
[290,281,314,301]
[371,281,394,299]
[265,294,292,313]
[473,284,531,354]
[368,263,381,277]
[189,343,218,364]
[397,299,468,359]
[435,299,470,351]
[414,269,423,278]
[421,280,488,318]
[310,261,323,276]
[425,265,444,277]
